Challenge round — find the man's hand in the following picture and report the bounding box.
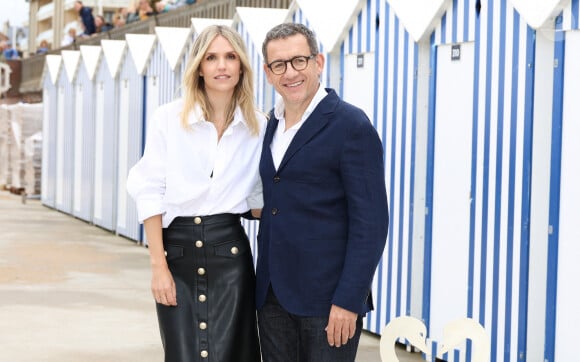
[325,304,357,347]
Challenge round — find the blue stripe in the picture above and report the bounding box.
[503,7,520,362]
[357,11,362,53]
[372,0,380,131]
[366,0,372,52]
[388,15,400,320]
[517,23,535,362]
[545,15,565,362]
[574,0,579,29]
[441,12,447,44]
[423,34,437,329]
[491,2,508,360]
[395,28,409,317]
[467,0,482,335]
[452,0,458,43]
[464,0,470,41]
[348,27,354,54]
[479,0,494,334]
[406,42,419,316]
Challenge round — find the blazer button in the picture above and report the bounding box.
[273,176,280,183]
[271,208,278,215]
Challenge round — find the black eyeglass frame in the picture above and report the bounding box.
[266,54,316,75]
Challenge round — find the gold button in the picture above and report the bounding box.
[195,240,203,248]
[200,350,208,358]
[230,246,239,255]
[197,268,206,275]
[199,322,207,330]
[164,250,167,256]
[194,216,202,224]
[199,294,207,302]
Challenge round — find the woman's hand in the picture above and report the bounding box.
[151,264,177,306]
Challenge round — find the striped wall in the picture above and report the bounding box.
[92,53,120,232]
[562,0,580,30]
[426,1,535,361]
[55,67,75,215]
[72,57,96,223]
[115,49,144,241]
[549,1,580,361]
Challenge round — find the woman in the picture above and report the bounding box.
[126,25,265,362]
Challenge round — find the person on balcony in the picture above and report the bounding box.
[61,28,77,47]
[2,41,19,60]
[74,1,96,36]
[36,40,50,54]
[95,15,114,33]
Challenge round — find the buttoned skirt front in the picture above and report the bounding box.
[157,214,260,362]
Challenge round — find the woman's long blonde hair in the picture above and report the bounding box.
[180,25,259,135]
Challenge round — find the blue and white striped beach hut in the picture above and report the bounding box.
[71,45,101,222]
[114,34,156,242]
[41,55,61,209]
[92,39,126,231]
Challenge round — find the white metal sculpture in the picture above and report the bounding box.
[438,317,490,362]
[380,316,490,362]
[380,316,428,362]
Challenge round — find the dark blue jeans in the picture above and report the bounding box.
[258,286,363,362]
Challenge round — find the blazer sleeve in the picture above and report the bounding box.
[331,109,389,314]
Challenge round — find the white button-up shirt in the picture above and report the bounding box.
[270,85,328,169]
[126,98,266,227]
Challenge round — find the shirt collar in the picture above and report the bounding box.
[187,103,247,129]
[273,85,328,124]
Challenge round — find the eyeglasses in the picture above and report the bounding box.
[267,55,316,75]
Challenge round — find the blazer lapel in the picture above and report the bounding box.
[262,113,279,171]
[277,90,338,172]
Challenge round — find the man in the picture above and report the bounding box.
[74,1,96,36]
[257,23,389,362]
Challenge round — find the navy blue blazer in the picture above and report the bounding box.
[256,88,389,317]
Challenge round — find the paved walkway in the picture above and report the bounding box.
[0,190,423,362]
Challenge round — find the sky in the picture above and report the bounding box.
[1,0,30,29]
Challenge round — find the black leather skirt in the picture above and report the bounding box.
[157,214,260,362]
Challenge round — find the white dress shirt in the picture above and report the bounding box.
[126,98,266,227]
[270,86,328,169]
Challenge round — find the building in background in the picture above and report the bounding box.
[27,0,126,54]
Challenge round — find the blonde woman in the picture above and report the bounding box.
[127,25,264,361]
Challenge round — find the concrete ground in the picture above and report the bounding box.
[0,190,424,362]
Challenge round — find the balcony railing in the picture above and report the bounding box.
[16,0,289,94]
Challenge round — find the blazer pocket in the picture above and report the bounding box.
[214,239,249,258]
